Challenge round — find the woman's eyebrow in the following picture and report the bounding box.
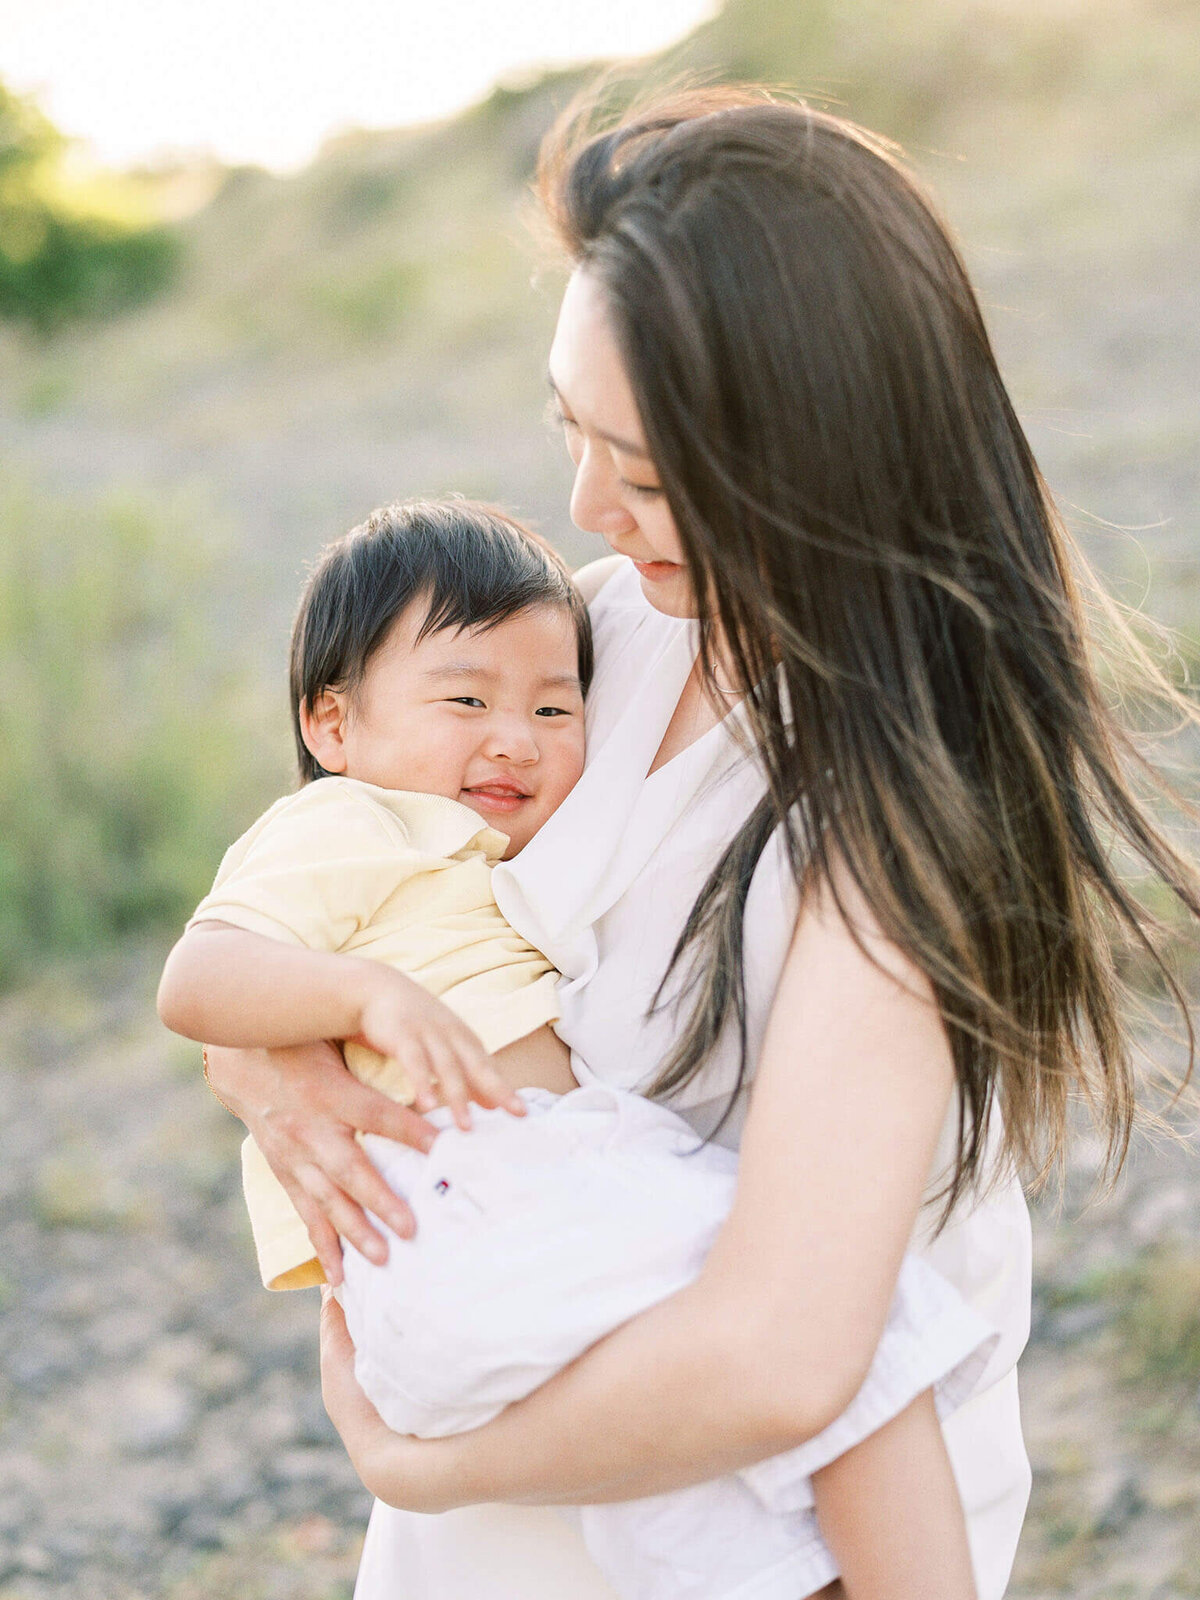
[546,372,652,460]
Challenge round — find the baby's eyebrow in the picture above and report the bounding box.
[424,663,582,691]
[422,663,494,680]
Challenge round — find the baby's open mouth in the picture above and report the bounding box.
[462,782,531,813]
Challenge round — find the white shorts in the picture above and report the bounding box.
[341,1085,998,1600]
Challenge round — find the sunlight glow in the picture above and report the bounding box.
[2,0,718,172]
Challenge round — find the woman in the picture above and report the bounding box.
[209,88,1199,1598]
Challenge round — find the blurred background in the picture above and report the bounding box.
[0,1,1197,1594]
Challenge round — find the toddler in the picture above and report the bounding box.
[159,499,992,1599]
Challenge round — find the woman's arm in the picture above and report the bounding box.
[159,922,523,1127]
[322,869,957,1508]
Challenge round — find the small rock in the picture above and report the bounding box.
[192,1347,248,1400]
[269,1447,336,1485]
[112,1373,195,1454]
[1051,1301,1111,1342]
[1094,1473,1146,1537]
[178,1509,229,1551]
[0,1542,54,1578]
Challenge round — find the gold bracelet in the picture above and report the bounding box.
[201,1045,238,1116]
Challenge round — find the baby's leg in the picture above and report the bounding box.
[810,1388,976,1600]
[490,1023,578,1095]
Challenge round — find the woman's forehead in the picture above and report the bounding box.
[548,270,649,457]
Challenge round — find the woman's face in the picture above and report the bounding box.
[548,269,697,619]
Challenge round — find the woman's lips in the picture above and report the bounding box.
[632,558,682,583]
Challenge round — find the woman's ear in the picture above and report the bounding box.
[299,689,350,774]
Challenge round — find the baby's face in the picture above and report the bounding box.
[336,602,586,856]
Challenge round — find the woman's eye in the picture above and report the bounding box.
[620,479,663,500]
[449,697,486,709]
[546,399,579,434]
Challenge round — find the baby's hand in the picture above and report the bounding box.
[354,971,525,1132]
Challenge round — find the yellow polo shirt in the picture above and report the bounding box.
[189,777,561,1289]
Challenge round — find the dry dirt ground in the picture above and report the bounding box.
[0,957,1197,1599]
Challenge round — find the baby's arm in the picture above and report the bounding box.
[158,922,524,1127]
[811,1387,976,1600]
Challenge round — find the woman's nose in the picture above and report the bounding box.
[569,442,637,540]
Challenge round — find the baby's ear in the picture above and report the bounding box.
[299,690,350,774]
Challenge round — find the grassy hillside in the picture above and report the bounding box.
[1,0,1197,973]
[0,0,1196,984]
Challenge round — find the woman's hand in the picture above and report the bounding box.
[320,1286,461,1511]
[205,1040,438,1284]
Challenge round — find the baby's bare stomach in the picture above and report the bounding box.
[491,1023,578,1095]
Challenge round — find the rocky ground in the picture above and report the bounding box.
[0,956,1197,1598]
[0,959,369,1600]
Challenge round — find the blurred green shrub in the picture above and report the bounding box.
[304,260,424,342]
[0,477,285,987]
[1114,1246,1200,1394]
[0,81,179,333]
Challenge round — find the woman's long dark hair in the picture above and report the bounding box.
[538,85,1200,1213]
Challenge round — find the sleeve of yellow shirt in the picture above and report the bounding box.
[187,780,423,953]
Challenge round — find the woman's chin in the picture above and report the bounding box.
[634,571,699,619]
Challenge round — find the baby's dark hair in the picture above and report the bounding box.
[289,498,594,783]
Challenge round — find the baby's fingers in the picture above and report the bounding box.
[432,1020,522,1117]
[420,1032,473,1131]
[461,1048,525,1116]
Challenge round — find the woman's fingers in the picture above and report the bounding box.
[349,1087,437,1152]
[320,1286,384,1442]
[287,1182,347,1286]
[302,1163,394,1265]
[309,1125,419,1243]
[319,1288,456,1514]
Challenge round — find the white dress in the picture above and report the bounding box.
[354,561,1033,1600]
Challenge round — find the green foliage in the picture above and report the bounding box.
[0,478,286,987]
[303,260,424,342]
[1113,1246,1200,1392]
[1046,1244,1200,1396]
[0,81,179,334]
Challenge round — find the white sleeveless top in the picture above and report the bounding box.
[354,561,1033,1600]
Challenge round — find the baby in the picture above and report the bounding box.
[159,499,990,1600]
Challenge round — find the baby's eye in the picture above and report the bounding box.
[535,706,571,718]
[448,696,486,709]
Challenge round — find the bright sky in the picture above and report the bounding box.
[1,0,718,172]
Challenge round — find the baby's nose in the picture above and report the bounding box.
[483,719,539,763]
